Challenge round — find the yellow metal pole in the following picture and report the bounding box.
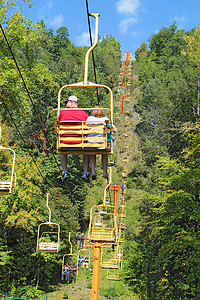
[91,242,101,300]
[84,13,100,84]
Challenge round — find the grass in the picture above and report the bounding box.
[38,267,139,300]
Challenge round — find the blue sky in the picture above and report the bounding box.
[20,0,200,59]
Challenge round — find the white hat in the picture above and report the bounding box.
[64,95,78,103]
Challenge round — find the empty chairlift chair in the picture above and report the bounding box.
[0,146,16,194]
[36,194,60,253]
[105,245,123,280]
[101,244,123,269]
[88,205,117,243]
[107,268,122,281]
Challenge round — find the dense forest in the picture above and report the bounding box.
[0,1,200,299]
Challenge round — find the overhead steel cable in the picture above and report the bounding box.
[0,23,61,172]
[85,0,100,104]
[1,96,44,180]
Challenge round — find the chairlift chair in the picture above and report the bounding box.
[118,231,125,244]
[118,223,126,230]
[124,121,129,126]
[88,204,117,242]
[62,253,79,279]
[101,244,123,269]
[36,194,60,252]
[52,14,114,156]
[36,224,60,252]
[62,232,79,277]
[123,156,128,163]
[122,171,127,178]
[78,248,90,269]
[118,205,126,218]
[0,146,16,194]
[107,269,122,281]
[118,210,126,231]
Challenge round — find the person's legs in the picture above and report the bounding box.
[83,155,89,173]
[61,154,67,171]
[61,270,66,280]
[73,271,76,281]
[79,240,81,250]
[102,154,108,178]
[68,271,72,283]
[61,154,69,181]
[82,155,90,182]
[90,155,96,177]
[66,271,70,281]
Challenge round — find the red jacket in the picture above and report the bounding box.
[58,108,88,144]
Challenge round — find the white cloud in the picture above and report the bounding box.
[76,32,90,47]
[171,15,186,29]
[38,0,53,17]
[75,31,95,47]
[119,17,137,33]
[153,29,159,35]
[49,14,64,28]
[116,0,141,15]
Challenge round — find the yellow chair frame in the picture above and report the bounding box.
[78,248,90,269]
[52,14,114,156]
[36,194,60,252]
[101,244,123,269]
[88,204,117,243]
[0,146,16,194]
[107,269,122,281]
[52,108,113,155]
[62,232,78,276]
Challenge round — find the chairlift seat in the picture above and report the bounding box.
[94,222,103,226]
[119,213,126,218]
[119,204,126,209]
[56,121,112,155]
[118,233,125,243]
[99,210,107,214]
[122,171,127,178]
[0,181,12,193]
[37,242,59,252]
[119,224,126,230]
[36,222,60,253]
[0,147,15,194]
[89,228,116,242]
[101,259,120,269]
[107,272,121,281]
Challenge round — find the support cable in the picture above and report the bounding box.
[85,0,100,104]
[1,97,43,179]
[0,23,61,172]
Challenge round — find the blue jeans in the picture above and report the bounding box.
[69,270,76,281]
[62,270,69,280]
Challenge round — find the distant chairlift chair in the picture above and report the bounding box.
[0,146,16,194]
[36,194,60,253]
